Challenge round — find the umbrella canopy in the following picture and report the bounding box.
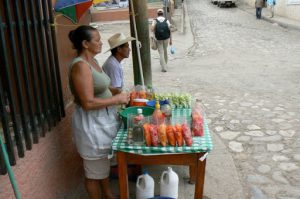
[55,0,107,23]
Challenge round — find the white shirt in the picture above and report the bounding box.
[102,55,124,88]
[151,16,171,28]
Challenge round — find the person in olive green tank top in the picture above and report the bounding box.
[69,57,112,103]
[68,25,130,199]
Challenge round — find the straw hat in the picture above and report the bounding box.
[105,33,135,53]
[157,8,164,13]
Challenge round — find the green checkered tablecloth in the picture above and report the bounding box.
[112,108,213,155]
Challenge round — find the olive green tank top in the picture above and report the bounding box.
[69,57,112,105]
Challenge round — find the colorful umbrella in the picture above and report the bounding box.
[55,0,107,23]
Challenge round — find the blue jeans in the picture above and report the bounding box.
[256,8,262,19]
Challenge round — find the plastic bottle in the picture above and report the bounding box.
[160,167,179,199]
[146,85,154,100]
[136,171,155,199]
[152,101,165,125]
[132,108,145,145]
[161,100,172,123]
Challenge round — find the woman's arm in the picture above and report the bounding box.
[71,62,129,111]
[151,20,156,32]
[109,86,122,96]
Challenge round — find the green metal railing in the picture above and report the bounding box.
[0,135,21,198]
[0,0,65,175]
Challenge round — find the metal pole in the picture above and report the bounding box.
[0,136,21,199]
[28,0,52,134]
[21,0,46,138]
[0,84,15,170]
[13,0,39,143]
[47,0,66,118]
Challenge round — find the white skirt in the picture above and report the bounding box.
[83,158,110,179]
[72,105,121,160]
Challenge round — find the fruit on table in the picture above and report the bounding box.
[192,111,204,137]
[130,90,148,106]
[155,93,192,108]
[149,124,158,147]
[166,125,176,146]
[173,124,183,147]
[182,123,193,146]
[143,123,152,147]
[139,90,147,99]
[158,124,167,147]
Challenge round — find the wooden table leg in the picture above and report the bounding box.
[189,165,196,184]
[117,152,129,199]
[194,157,206,199]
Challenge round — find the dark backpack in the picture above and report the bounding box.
[155,18,170,40]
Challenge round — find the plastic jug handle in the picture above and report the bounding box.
[136,176,142,186]
[161,171,168,183]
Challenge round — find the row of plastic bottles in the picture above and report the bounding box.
[136,167,179,199]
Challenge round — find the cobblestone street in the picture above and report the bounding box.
[179,0,300,198]
[95,0,300,198]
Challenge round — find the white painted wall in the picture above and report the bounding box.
[242,0,300,21]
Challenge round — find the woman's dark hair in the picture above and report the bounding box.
[68,25,97,53]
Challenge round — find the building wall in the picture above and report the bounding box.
[0,12,90,199]
[0,106,88,198]
[243,0,300,21]
[91,6,161,22]
[55,12,94,106]
[275,2,300,20]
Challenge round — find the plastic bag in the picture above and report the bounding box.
[191,101,205,137]
[129,85,147,106]
[182,122,193,146]
[170,45,176,54]
[150,36,157,50]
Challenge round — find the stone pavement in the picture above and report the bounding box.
[185,0,300,198]
[92,0,300,198]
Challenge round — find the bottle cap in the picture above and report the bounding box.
[143,170,148,175]
[137,108,143,114]
[155,101,160,109]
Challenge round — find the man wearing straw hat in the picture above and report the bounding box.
[103,33,135,91]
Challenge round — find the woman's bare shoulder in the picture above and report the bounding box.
[71,60,91,75]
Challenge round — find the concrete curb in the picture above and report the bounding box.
[261,15,300,31]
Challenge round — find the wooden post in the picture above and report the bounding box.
[129,0,152,87]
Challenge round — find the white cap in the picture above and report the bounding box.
[157,8,164,13]
[137,108,143,114]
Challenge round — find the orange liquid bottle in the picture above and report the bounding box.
[152,101,165,125]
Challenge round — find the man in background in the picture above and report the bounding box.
[267,0,276,18]
[151,8,172,73]
[103,33,135,91]
[255,0,265,19]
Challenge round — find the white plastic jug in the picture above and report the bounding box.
[136,171,155,199]
[160,167,179,199]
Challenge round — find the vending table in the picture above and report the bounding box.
[112,108,213,199]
